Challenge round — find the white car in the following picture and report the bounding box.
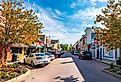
[24,53,50,67]
[45,52,55,61]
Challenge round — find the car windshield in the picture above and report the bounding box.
[35,53,45,56]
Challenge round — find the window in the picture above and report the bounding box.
[35,53,45,56]
[10,47,22,54]
[115,49,117,59]
[38,29,41,35]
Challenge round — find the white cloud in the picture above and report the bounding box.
[71,7,104,22]
[70,3,77,8]
[90,0,108,5]
[69,7,106,33]
[70,0,107,8]
[55,9,61,15]
[24,2,82,44]
[90,0,108,3]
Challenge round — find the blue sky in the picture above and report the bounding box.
[24,0,108,44]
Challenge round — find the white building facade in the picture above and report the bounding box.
[85,27,121,61]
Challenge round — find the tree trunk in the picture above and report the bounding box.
[0,43,12,67]
[0,46,5,67]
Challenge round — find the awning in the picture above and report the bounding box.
[30,44,43,48]
[12,43,28,47]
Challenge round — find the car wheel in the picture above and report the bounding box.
[31,61,35,67]
[41,64,45,67]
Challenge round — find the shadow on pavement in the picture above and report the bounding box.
[20,63,46,70]
[61,61,74,64]
[54,75,80,82]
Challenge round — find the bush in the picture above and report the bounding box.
[119,57,121,61]
[9,68,15,72]
[110,69,117,73]
[9,72,16,79]
[117,71,121,75]
[0,64,27,81]
[110,63,114,69]
[11,64,19,68]
[1,72,10,79]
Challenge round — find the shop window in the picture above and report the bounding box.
[10,47,22,54]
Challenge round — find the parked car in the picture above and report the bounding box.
[24,53,50,67]
[56,51,62,58]
[60,51,65,55]
[49,51,61,58]
[79,51,92,60]
[45,52,55,61]
[72,50,80,56]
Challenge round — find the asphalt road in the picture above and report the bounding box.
[62,53,121,82]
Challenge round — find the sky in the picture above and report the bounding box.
[24,0,108,44]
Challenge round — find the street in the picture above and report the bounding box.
[17,54,85,82]
[62,53,121,82]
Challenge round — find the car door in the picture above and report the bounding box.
[26,54,34,64]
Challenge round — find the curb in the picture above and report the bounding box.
[94,59,111,65]
[5,68,30,82]
[94,59,120,67]
[103,69,121,80]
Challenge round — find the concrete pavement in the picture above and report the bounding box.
[16,56,85,82]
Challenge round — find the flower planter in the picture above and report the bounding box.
[116,60,121,66]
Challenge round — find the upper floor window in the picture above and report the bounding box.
[38,29,41,35]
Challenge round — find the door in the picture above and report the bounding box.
[115,49,117,59]
[26,54,34,64]
[100,48,102,60]
[97,49,99,59]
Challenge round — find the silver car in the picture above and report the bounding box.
[24,53,50,67]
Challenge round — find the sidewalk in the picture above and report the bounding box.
[16,57,85,82]
[94,59,117,66]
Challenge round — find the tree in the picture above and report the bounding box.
[60,44,69,51]
[64,44,69,51]
[0,0,43,67]
[69,44,72,51]
[95,0,121,49]
[60,44,64,51]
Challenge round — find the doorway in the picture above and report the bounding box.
[97,49,99,59]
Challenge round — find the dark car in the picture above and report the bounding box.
[79,51,92,60]
[60,51,65,55]
[72,50,80,56]
[49,51,61,58]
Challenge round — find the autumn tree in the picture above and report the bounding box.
[95,0,121,49]
[0,0,43,67]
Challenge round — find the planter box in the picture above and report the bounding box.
[116,60,121,66]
